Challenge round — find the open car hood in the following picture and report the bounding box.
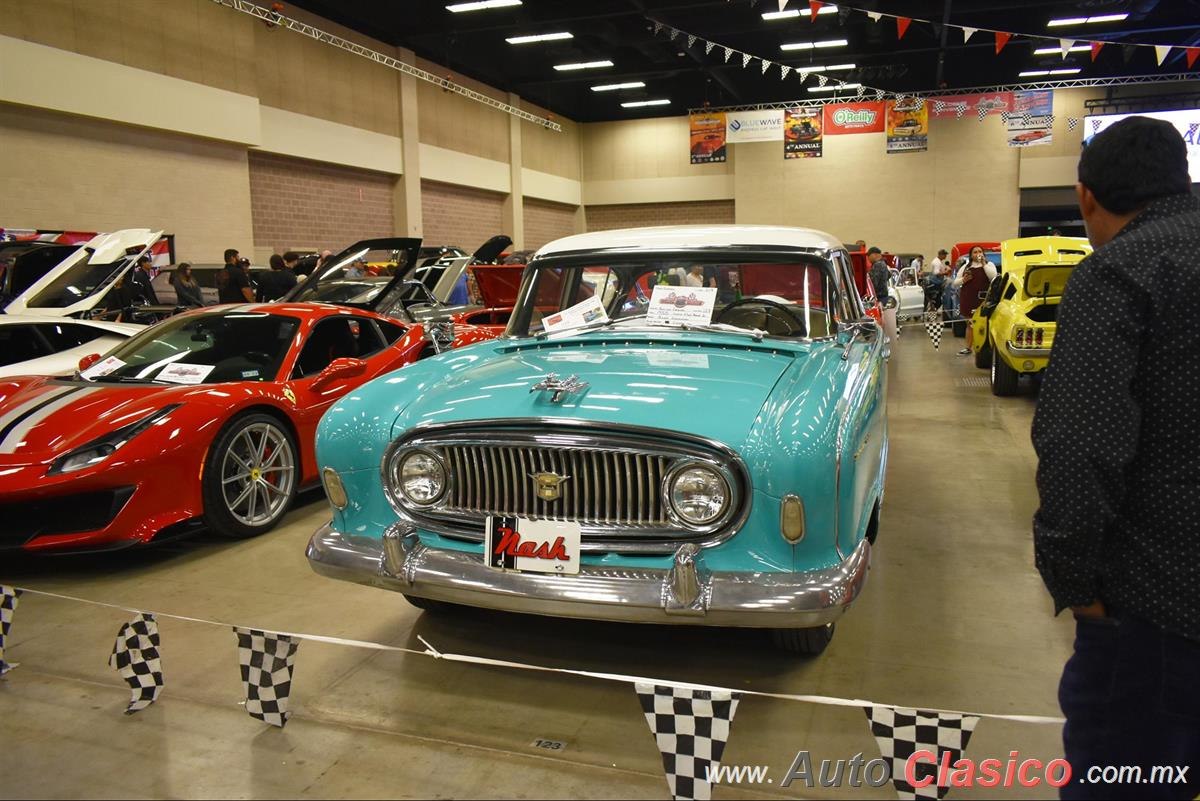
[284,237,422,313]
[1023,264,1077,298]
[470,264,525,308]
[4,229,165,316]
[470,234,512,265]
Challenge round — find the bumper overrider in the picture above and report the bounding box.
[306,523,871,628]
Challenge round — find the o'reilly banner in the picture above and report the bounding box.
[822,101,886,135]
[726,110,784,143]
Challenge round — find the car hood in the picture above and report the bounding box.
[0,377,199,463]
[390,335,800,449]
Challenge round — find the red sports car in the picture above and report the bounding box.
[0,238,496,554]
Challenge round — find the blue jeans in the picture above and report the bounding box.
[1058,615,1200,799]
[942,287,959,318]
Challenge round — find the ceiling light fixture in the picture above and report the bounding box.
[1046,13,1129,27]
[591,81,646,91]
[781,39,849,51]
[763,5,837,20]
[1019,68,1082,76]
[807,83,861,92]
[621,99,671,107]
[806,63,856,72]
[554,60,614,71]
[506,32,573,44]
[446,0,521,12]
[1033,45,1091,54]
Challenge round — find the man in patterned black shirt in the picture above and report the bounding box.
[1032,117,1198,799]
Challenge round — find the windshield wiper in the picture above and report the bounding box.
[82,374,164,384]
[676,322,766,342]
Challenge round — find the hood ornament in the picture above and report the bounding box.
[529,373,588,403]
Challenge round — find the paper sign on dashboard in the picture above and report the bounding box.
[542,294,609,334]
[157,363,215,385]
[81,356,125,380]
[647,285,717,327]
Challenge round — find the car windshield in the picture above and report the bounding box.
[79,311,299,385]
[505,254,843,340]
[24,252,128,308]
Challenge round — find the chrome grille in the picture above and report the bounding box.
[383,422,749,553]
[440,443,671,528]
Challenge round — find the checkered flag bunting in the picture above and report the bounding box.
[923,310,944,351]
[109,613,164,714]
[866,706,980,800]
[1067,117,1080,132]
[636,683,740,801]
[235,627,300,728]
[1022,112,1032,125]
[1092,118,1103,134]
[0,586,22,676]
[977,106,988,121]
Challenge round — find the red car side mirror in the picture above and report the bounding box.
[78,353,103,372]
[310,357,367,391]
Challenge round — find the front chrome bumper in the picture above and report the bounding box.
[306,523,871,629]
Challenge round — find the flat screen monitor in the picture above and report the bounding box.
[1084,109,1200,183]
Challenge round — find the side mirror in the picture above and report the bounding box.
[427,320,455,354]
[882,296,898,310]
[78,353,103,372]
[311,357,367,391]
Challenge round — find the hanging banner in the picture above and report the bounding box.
[1007,90,1054,147]
[689,112,727,164]
[784,107,823,158]
[725,109,784,143]
[927,91,1014,119]
[823,101,886,135]
[886,98,929,153]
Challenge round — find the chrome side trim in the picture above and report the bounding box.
[307,523,871,629]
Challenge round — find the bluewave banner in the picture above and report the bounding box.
[725,109,784,143]
[1007,90,1054,148]
[784,108,823,159]
[689,112,727,164]
[823,101,885,135]
[886,98,929,154]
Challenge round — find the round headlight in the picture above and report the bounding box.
[669,465,730,526]
[395,450,446,505]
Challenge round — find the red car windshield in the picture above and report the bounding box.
[82,311,300,385]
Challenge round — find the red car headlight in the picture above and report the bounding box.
[48,404,180,475]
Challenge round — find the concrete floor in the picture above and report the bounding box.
[0,331,1073,800]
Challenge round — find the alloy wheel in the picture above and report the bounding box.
[220,422,296,527]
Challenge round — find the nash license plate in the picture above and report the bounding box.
[484,516,581,575]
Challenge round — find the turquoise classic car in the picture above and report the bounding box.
[306,226,888,654]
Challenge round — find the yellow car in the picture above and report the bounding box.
[970,236,1091,396]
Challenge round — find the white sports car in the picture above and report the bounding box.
[0,315,142,378]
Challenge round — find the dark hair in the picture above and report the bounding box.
[238,257,250,267]
[224,248,239,262]
[937,249,948,256]
[1078,116,1190,215]
[282,251,299,263]
[269,254,285,270]
[867,246,882,256]
[169,262,193,286]
[137,254,151,266]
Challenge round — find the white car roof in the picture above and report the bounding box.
[535,225,844,258]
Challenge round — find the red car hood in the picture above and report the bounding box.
[0,377,206,463]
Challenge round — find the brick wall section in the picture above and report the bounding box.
[585,200,735,232]
[248,152,394,253]
[523,198,577,251]
[421,180,507,253]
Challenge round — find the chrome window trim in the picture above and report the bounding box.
[380,418,752,554]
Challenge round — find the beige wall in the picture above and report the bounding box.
[733,115,1020,257]
[415,57,510,164]
[0,104,253,261]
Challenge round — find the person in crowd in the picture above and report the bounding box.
[909,254,924,276]
[1031,117,1199,800]
[103,272,139,321]
[216,248,254,304]
[256,254,291,302]
[683,265,705,287]
[952,245,994,355]
[929,248,948,279]
[866,247,889,305]
[169,262,204,307]
[346,257,366,278]
[854,239,867,252]
[130,255,159,305]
